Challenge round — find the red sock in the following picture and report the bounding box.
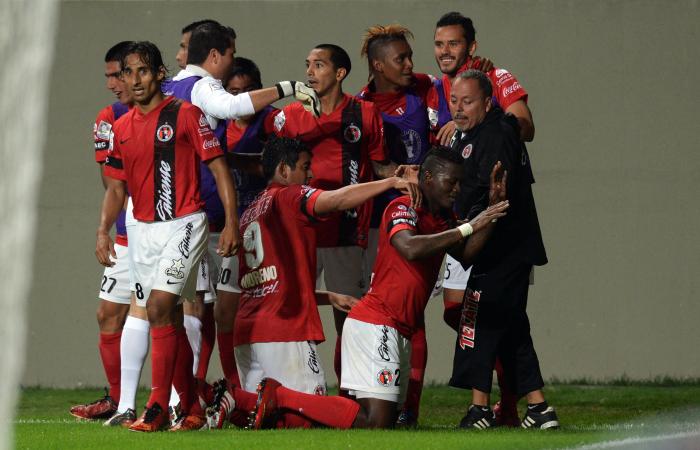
[98,331,122,401]
[147,325,178,409]
[278,411,314,429]
[195,306,216,380]
[217,331,239,386]
[333,336,351,398]
[495,358,518,413]
[232,386,257,412]
[173,328,203,416]
[404,327,427,417]
[443,300,461,332]
[276,386,359,429]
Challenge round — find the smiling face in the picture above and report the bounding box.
[450,77,491,131]
[374,39,414,89]
[104,61,132,104]
[434,24,475,76]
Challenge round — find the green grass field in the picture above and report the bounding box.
[14,384,700,449]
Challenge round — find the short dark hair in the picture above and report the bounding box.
[181,19,220,34]
[261,136,311,181]
[121,41,167,77]
[457,69,492,98]
[187,23,236,65]
[105,41,134,64]
[314,44,351,79]
[227,57,262,90]
[436,12,476,43]
[419,146,463,182]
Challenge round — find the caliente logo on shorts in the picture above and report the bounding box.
[377,369,393,386]
[157,123,174,142]
[165,258,186,280]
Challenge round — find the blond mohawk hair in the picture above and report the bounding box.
[360,24,414,60]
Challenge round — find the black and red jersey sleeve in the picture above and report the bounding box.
[277,184,325,224]
[384,199,418,239]
[103,125,126,181]
[94,106,115,164]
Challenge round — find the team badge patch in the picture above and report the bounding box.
[344,123,362,143]
[95,120,112,140]
[157,123,174,142]
[462,144,473,159]
[377,369,394,386]
[165,258,186,279]
[273,111,286,132]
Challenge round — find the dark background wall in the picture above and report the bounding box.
[24,0,700,387]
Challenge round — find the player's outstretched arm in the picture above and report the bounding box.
[206,156,241,257]
[250,81,320,117]
[96,177,127,267]
[313,177,420,215]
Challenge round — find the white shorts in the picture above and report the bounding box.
[442,254,472,290]
[128,212,208,307]
[98,243,131,304]
[217,254,241,293]
[234,341,327,395]
[316,246,365,297]
[340,318,410,403]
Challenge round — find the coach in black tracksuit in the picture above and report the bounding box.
[446,70,559,430]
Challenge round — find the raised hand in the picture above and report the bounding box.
[469,200,509,233]
[393,177,422,209]
[488,161,507,205]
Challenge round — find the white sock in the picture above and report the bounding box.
[117,316,149,413]
[183,314,202,374]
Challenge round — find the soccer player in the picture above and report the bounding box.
[214,57,274,392]
[208,135,420,429]
[96,41,238,432]
[268,44,396,390]
[70,41,142,425]
[243,147,508,430]
[433,11,534,425]
[447,70,558,430]
[356,24,439,427]
[163,21,321,414]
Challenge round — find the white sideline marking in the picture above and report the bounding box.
[15,419,95,424]
[570,430,700,449]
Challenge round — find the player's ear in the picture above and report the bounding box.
[277,162,288,180]
[371,58,383,74]
[157,66,166,82]
[468,40,478,57]
[336,67,347,82]
[485,96,492,112]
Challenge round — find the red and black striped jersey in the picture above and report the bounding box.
[104,96,224,222]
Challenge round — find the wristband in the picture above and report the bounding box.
[275,81,294,99]
[457,223,473,238]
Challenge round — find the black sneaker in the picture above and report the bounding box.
[103,408,136,427]
[459,405,496,429]
[395,409,418,428]
[521,405,560,429]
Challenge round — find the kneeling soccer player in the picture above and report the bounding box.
[245,147,509,429]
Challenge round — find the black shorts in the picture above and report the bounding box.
[448,262,544,396]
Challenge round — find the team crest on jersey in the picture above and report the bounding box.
[273,110,286,132]
[157,123,174,142]
[427,107,438,129]
[95,120,112,140]
[165,258,186,279]
[344,123,362,143]
[462,144,473,159]
[377,369,393,386]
